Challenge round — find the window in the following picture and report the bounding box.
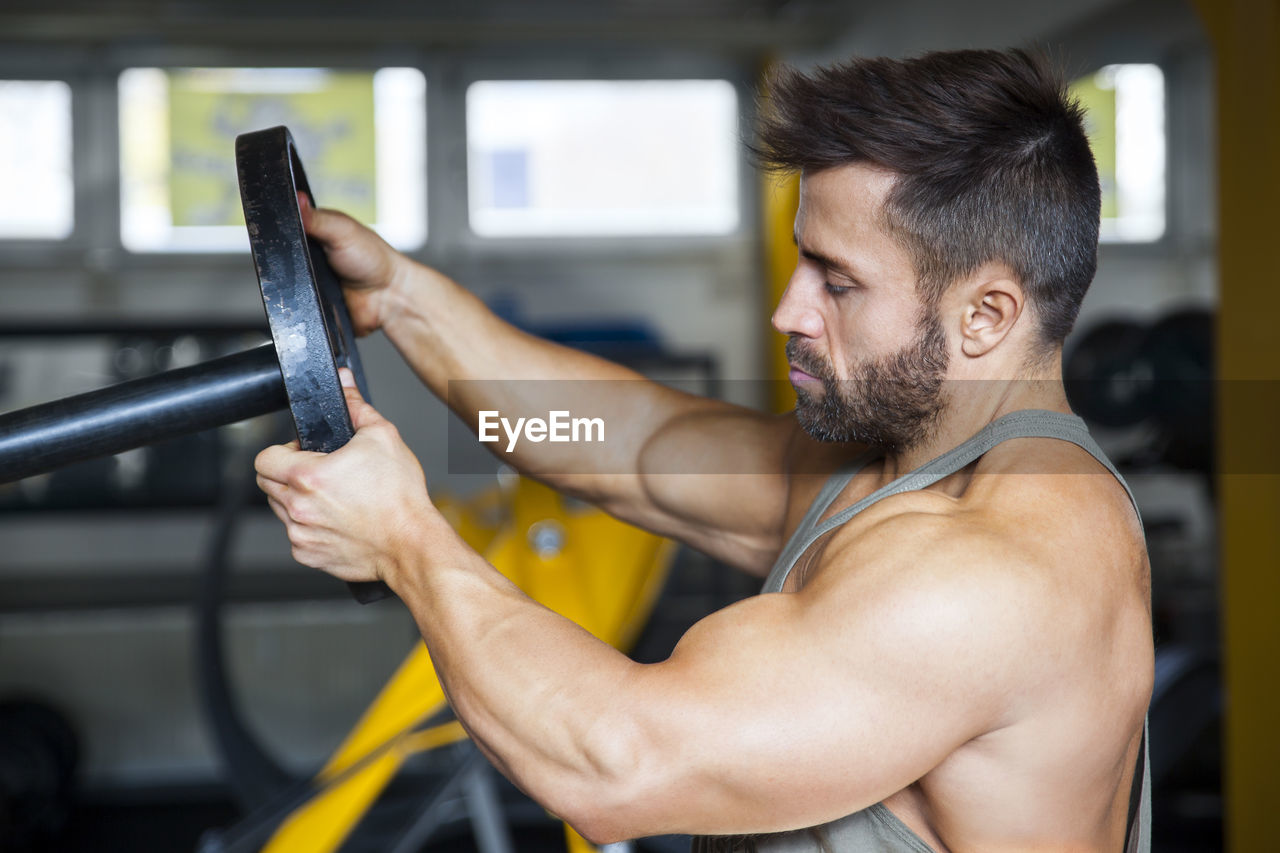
[0,80,74,240]
[1071,64,1166,242]
[466,79,740,237]
[119,66,425,252]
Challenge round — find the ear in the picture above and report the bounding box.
[956,265,1024,358]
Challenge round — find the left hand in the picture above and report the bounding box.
[255,368,438,585]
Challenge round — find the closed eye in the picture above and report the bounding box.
[824,282,854,296]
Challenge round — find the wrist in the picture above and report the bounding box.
[382,257,448,339]
[381,506,460,596]
[379,254,417,335]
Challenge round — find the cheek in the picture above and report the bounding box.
[828,297,907,365]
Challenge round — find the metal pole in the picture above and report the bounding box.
[463,760,515,853]
[0,344,287,483]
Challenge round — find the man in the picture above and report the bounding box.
[256,49,1153,851]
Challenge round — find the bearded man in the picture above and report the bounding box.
[256,48,1153,852]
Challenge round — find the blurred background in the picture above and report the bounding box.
[0,0,1274,851]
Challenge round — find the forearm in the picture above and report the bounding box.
[376,259,796,567]
[380,259,711,496]
[389,522,646,837]
[380,259,640,392]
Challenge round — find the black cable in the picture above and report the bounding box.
[195,713,471,852]
[192,419,474,849]
[194,413,295,812]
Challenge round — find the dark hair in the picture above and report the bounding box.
[755,48,1100,346]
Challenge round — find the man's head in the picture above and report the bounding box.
[762,49,1100,450]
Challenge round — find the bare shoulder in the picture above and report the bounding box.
[804,432,1152,710]
[967,436,1150,598]
[838,435,1148,588]
[809,500,1050,628]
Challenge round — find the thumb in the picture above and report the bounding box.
[297,192,358,246]
[296,191,318,230]
[338,367,381,429]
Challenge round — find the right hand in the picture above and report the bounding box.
[298,192,408,336]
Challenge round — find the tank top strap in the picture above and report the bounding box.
[761,447,881,594]
[799,410,1141,564]
[762,409,1144,596]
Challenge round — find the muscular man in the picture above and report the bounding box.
[255,49,1153,851]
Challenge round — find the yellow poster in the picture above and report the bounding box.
[167,68,377,227]
[1069,70,1118,222]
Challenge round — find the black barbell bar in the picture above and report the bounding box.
[0,343,287,484]
[0,126,391,603]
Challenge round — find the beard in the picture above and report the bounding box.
[786,308,950,452]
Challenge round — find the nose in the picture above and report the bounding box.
[771,271,824,341]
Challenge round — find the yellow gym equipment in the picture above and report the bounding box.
[261,475,677,852]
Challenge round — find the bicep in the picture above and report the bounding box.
[609,550,1025,838]
[586,403,801,575]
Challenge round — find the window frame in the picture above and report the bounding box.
[0,46,758,277]
[444,53,758,261]
[0,77,77,244]
[463,77,744,242]
[1063,49,1181,263]
[1072,62,1170,247]
[0,47,93,259]
[114,59,429,257]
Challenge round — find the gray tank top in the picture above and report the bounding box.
[692,409,1151,853]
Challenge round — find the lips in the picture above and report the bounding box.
[788,364,820,384]
[785,338,827,379]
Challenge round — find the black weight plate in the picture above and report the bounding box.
[1063,318,1153,429]
[236,126,392,603]
[1143,307,1214,472]
[235,126,363,452]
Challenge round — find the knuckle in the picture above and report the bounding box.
[292,467,321,492]
[289,501,315,526]
[368,421,398,444]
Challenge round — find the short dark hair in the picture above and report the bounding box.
[755,48,1100,346]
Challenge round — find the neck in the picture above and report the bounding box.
[877,359,1070,482]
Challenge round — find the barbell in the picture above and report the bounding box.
[0,126,390,603]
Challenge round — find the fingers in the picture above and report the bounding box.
[255,440,313,484]
[256,473,289,504]
[265,493,290,525]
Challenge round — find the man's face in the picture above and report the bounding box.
[772,164,950,452]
